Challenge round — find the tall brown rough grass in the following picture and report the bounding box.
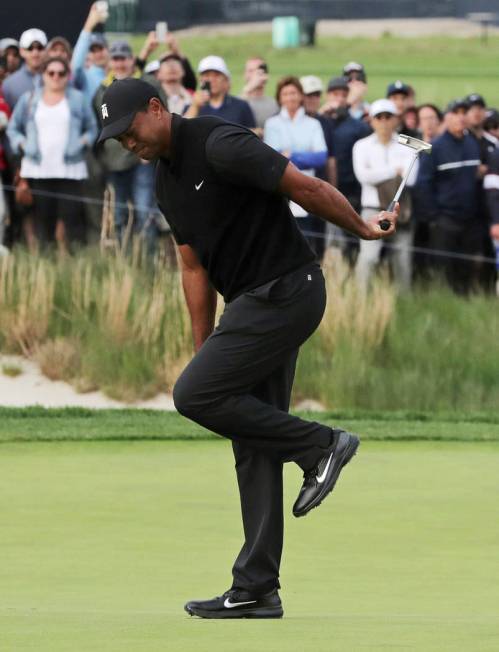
[2,250,494,410]
[0,255,55,355]
[320,258,395,352]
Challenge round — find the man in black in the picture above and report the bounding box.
[97,79,399,619]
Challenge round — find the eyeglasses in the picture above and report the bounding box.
[27,44,45,52]
[46,69,67,78]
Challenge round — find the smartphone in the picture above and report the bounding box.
[156,21,168,43]
[200,80,211,94]
[258,63,268,74]
[95,1,109,21]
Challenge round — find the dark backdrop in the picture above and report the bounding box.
[137,0,499,31]
[0,0,90,44]
[1,0,498,41]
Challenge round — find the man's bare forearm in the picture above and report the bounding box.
[294,177,370,238]
[181,268,217,351]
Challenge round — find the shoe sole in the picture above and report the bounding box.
[184,605,284,619]
[294,434,360,518]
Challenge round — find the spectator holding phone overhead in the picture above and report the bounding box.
[157,54,192,115]
[139,29,197,93]
[240,57,278,131]
[187,56,255,128]
[72,2,110,106]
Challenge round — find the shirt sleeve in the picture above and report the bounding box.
[71,30,91,90]
[206,124,289,192]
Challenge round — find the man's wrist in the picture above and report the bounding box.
[357,221,372,240]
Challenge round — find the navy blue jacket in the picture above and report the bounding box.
[415,130,481,221]
[199,94,256,129]
[331,113,371,191]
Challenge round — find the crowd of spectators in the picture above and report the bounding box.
[0,5,498,294]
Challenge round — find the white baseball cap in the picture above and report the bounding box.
[300,75,323,95]
[0,38,19,52]
[370,98,397,118]
[144,60,160,75]
[19,28,47,50]
[198,55,230,78]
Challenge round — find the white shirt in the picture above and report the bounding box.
[352,132,417,209]
[264,106,327,217]
[21,98,87,180]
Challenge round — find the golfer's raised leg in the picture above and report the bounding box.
[173,263,359,515]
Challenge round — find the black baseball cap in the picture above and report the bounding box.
[342,61,367,82]
[386,80,410,97]
[445,98,470,114]
[466,93,486,108]
[327,76,349,92]
[109,40,133,59]
[97,78,161,143]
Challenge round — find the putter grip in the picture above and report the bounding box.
[379,200,396,231]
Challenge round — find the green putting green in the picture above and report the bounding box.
[1,440,498,651]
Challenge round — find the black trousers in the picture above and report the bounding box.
[173,261,332,595]
[430,216,483,294]
[28,178,86,246]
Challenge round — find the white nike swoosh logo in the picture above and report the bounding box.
[195,180,204,191]
[316,452,334,483]
[223,598,257,609]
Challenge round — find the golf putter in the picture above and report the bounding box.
[379,134,432,231]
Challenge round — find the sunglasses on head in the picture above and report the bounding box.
[27,43,44,52]
[46,69,67,78]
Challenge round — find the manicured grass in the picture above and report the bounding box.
[130,32,499,106]
[0,407,498,443]
[1,440,498,651]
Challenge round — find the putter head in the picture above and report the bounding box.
[398,134,432,154]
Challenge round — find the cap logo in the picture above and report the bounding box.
[101,103,109,120]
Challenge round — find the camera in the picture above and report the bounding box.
[200,80,211,94]
[258,63,268,74]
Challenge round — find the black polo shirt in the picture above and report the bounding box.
[155,114,315,302]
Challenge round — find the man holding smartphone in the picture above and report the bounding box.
[186,55,256,129]
[241,57,278,131]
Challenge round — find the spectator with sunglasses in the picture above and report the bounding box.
[353,99,417,290]
[2,28,47,109]
[7,57,97,252]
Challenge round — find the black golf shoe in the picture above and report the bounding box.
[184,588,283,619]
[293,429,360,518]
